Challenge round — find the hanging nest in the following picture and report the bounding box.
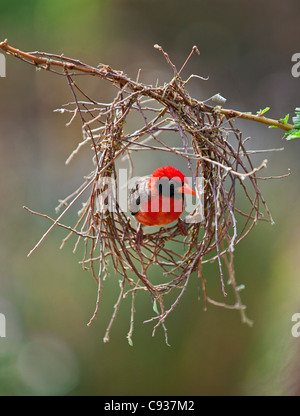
[9,43,288,345]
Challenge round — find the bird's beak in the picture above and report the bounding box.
[177,183,196,195]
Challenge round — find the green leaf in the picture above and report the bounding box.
[283,128,300,140]
[292,109,300,128]
[153,299,159,314]
[257,107,270,115]
[268,113,289,128]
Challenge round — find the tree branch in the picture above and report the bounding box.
[0,39,294,132]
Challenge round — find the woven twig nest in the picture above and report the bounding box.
[23,45,277,344]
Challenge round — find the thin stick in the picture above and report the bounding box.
[26,174,96,257]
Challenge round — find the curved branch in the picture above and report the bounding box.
[0,39,294,132]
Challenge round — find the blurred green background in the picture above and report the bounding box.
[1,0,300,396]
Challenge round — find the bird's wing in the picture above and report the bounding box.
[128,175,151,215]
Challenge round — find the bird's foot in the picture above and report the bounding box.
[178,217,188,236]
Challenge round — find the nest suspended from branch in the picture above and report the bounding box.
[8,42,289,345]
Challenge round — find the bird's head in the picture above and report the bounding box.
[151,166,196,198]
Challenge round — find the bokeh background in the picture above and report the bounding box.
[1,0,300,396]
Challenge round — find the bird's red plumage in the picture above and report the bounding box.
[151,166,186,182]
[129,166,196,227]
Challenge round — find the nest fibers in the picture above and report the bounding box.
[23,46,284,345]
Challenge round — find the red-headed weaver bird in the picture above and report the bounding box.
[128,166,196,246]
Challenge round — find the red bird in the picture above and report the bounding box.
[128,166,196,245]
